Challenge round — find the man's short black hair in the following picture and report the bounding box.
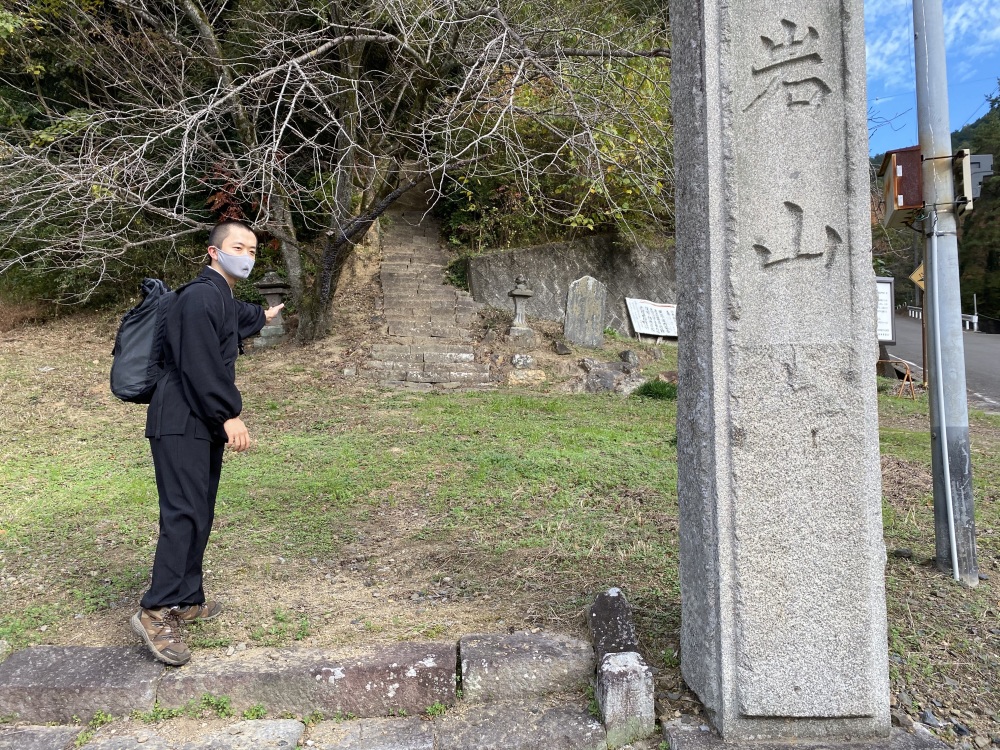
[208,220,255,249]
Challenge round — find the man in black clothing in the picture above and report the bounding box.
[132,221,284,666]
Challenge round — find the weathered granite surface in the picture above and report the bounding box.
[436,702,607,750]
[0,646,163,723]
[0,725,82,750]
[589,588,640,664]
[597,651,655,749]
[670,0,889,740]
[664,723,947,750]
[85,720,304,749]
[156,644,456,718]
[308,717,434,750]
[459,633,593,703]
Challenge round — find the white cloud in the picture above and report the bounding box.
[865,0,1000,92]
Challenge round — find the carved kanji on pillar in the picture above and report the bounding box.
[744,20,833,112]
[753,201,843,268]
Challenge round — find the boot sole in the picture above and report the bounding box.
[130,612,190,666]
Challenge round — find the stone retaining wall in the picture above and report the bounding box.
[466,236,675,336]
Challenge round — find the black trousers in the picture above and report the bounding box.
[140,425,224,610]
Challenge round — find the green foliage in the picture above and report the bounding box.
[197,694,233,719]
[303,711,324,727]
[952,81,1000,157]
[633,379,677,400]
[74,710,114,747]
[443,257,469,290]
[242,704,267,720]
[424,702,447,718]
[586,685,601,719]
[959,176,1000,321]
[248,608,311,646]
[132,703,183,723]
[437,177,552,252]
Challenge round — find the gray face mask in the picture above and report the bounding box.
[214,247,255,279]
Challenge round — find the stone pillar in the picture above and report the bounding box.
[670,0,889,742]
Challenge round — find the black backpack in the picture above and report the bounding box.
[110,278,190,403]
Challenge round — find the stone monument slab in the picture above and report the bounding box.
[671,0,889,741]
[0,646,162,723]
[563,276,607,347]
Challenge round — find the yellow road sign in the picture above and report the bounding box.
[909,263,925,291]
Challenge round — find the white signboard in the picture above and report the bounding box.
[626,298,678,338]
[876,277,895,344]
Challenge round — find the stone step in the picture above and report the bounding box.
[386,324,470,340]
[86,720,305,749]
[418,344,476,355]
[406,369,493,385]
[1,704,605,750]
[422,363,490,375]
[155,643,456,719]
[0,646,162,723]
[308,702,606,750]
[0,725,83,748]
[365,360,418,373]
[370,344,419,358]
[422,351,476,364]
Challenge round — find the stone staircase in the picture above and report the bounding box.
[365,205,495,389]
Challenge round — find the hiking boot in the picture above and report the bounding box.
[131,608,191,666]
[171,601,223,623]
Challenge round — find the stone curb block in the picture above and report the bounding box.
[663,722,950,750]
[308,716,434,749]
[0,725,83,749]
[0,646,163,723]
[156,643,456,718]
[459,633,594,703]
[436,702,607,750]
[597,651,655,749]
[86,719,304,749]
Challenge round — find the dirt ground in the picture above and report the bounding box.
[1,248,999,746]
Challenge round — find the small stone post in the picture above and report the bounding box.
[508,275,538,348]
[255,271,290,349]
[670,0,890,743]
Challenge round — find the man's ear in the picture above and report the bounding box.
[206,245,219,262]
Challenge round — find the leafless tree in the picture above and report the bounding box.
[0,0,670,339]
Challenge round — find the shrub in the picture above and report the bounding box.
[633,379,677,400]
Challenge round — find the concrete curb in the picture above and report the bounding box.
[0,601,661,749]
[0,632,594,725]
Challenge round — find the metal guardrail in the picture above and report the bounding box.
[905,306,978,331]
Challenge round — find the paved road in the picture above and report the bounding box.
[887,313,1000,412]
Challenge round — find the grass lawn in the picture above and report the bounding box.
[0,312,998,743]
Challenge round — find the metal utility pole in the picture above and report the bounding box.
[913,0,979,586]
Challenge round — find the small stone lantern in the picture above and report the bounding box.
[255,271,291,348]
[508,275,538,349]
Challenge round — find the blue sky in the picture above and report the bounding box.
[865,0,1000,157]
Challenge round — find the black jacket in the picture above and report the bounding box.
[145,267,266,443]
